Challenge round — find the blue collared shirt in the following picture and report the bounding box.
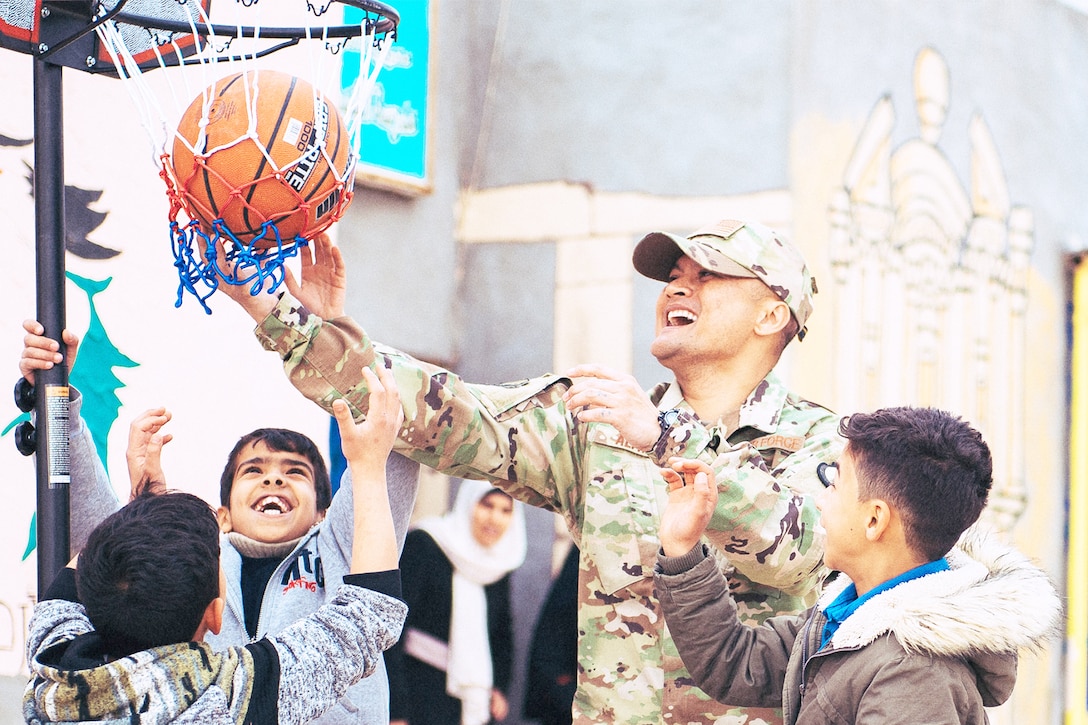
[820,557,950,649]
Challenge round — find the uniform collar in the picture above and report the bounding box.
[659,370,787,435]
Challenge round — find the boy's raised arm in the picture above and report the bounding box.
[659,458,720,557]
[330,365,403,574]
[19,320,121,552]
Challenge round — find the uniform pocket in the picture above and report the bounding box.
[581,429,663,595]
[472,374,571,422]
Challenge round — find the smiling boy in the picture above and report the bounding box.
[219,431,327,544]
[146,424,417,724]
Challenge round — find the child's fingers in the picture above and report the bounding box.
[331,399,361,444]
[668,457,695,473]
[20,346,60,368]
[331,397,351,422]
[359,365,380,385]
[130,408,171,435]
[661,469,683,491]
[144,433,172,467]
[372,366,401,414]
[374,363,397,389]
[361,367,399,428]
[692,471,718,508]
[23,330,60,353]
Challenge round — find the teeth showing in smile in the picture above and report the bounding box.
[667,310,697,326]
[255,496,291,515]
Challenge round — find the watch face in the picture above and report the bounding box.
[661,409,680,428]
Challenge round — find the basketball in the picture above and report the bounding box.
[170,70,353,248]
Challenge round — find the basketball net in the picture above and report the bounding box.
[91,0,395,313]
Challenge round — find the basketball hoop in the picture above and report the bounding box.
[80,0,399,313]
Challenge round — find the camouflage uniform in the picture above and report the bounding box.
[252,289,841,725]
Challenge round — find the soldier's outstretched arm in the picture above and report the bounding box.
[250,289,583,513]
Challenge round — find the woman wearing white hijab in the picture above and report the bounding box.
[388,479,527,725]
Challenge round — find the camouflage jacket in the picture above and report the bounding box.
[254,292,843,725]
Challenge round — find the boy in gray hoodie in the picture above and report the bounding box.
[654,406,1061,724]
[19,319,419,723]
[25,367,407,724]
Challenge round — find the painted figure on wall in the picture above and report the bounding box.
[828,46,1033,532]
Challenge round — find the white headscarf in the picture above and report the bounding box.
[415,480,527,725]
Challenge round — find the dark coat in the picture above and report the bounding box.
[523,545,579,725]
[386,528,515,725]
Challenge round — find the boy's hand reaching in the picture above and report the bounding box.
[126,407,173,500]
[20,319,78,385]
[659,458,719,557]
[332,365,403,475]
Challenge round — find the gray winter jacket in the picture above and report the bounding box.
[654,532,1061,725]
[64,390,422,724]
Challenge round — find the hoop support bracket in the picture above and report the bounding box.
[37,0,399,69]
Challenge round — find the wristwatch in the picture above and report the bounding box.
[658,408,680,434]
[651,408,681,452]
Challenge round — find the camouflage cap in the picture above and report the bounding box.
[632,219,817,341]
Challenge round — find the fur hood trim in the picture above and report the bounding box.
[818,529,1062,657]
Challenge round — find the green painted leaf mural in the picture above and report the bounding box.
[67,273,139,469]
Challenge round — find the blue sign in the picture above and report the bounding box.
[341,0,432,195]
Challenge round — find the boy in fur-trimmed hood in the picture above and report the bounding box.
[653,406,1061,725]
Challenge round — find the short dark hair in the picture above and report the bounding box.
[77,491,220,651]
[839,406,992,561]
[219,429,332,511]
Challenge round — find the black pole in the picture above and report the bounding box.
[32,56,70,594]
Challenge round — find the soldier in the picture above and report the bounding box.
[222,219,842,725]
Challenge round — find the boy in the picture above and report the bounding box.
[653,406,1061,724]
[25,368,407,724]
[18,319,420,724]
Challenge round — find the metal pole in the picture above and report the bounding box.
[1066,255,1088,725]
[32,56,70,594]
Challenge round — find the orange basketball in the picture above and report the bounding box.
[170,70,353,247]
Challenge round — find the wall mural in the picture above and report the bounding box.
[828,47,1033,532]
[0,132,137,561]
